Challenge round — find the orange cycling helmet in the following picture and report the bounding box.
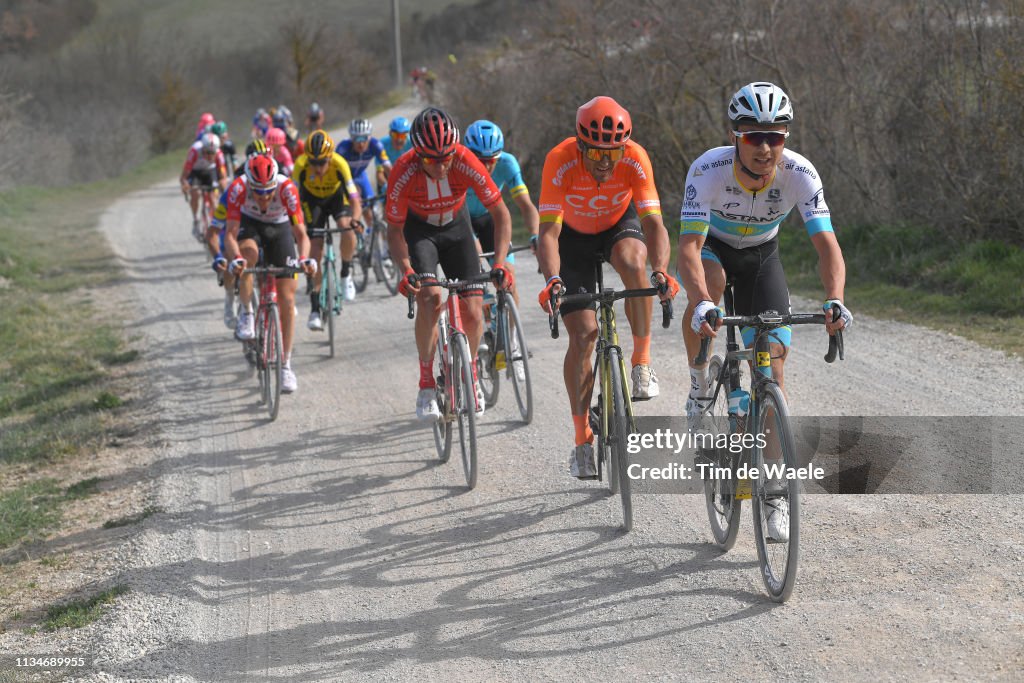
[411,107,459,157]
[245,154,279,190]
[576,96,631,147]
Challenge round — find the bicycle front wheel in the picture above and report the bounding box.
[264,304,283,421]
[453,334,478,489]
[751,381,800,602]
[703,355,742,550]
[608,347,633,532]
[432,320,453,463]
[477,330,499,408]
[503,297,533,424]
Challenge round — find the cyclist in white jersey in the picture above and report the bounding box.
[677,82,852,416]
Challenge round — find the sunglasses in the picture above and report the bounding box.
[353,136,369,143]
[579,143,625,163]
[420,153,454,166]
[252,186,276,196]
[390,132,408,138]
[734,130,790,147]
[474,153,500,164]
[309,158,328,167]
[203,150,218,156]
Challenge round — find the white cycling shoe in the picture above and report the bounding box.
[631,364,659,400]
[235,311,255,341]
[416,388,441,420]
[764,496,790,542]
[474,381,485,417]
[686,394,711,432]
[569,442,598,480]
[342,275,356,301]
[281,367,298,394]
[223,296,237,330]
[307,310,324,332]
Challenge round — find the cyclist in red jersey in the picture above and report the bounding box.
[222,155,317,394]
[536,96,678,479]
[386,107,514,421]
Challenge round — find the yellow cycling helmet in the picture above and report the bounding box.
[306,130,334,161]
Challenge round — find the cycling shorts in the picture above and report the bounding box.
[353,174,375,204]
[405,205,483,296]
[300,189,347,239]
[470,213,515,265]
[701,234,792,347]
[557,203,644,316]
[237,214,298,271]
[188,167,220,189]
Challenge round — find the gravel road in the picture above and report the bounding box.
[8,103,1024,681]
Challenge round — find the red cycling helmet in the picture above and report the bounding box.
[245,154,279,190]
[576,96,631,147]
[410,107,459,157]
[265,127,286,146]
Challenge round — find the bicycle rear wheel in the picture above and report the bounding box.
[255,305,269,404]
[321,260,338,358]
[372,228,400,296]
[352,232,371,294]
[751,381,800,602]
[453,334,478,489]
[703,355,742,550]
[503,297,533,424]
[608,347,633,531]
[477,329,499,408]
[264,303,283,421]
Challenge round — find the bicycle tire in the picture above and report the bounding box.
[703,355,742,550]
[352,232,371,294]
[255,304,269,405]
[751,381,800,602]
[477,329,499,408]
[503,297,533,424]
[265,303,283,421]
[322,260,337,358]
[596,397,620,495]
[432,321,453,463]
[374,225,400,296]
[453,334,478,489]
[609,347,633,531]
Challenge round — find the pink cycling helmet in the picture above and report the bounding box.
[265,127,286,146]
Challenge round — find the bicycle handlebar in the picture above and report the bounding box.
[404,271,503,320]
[547,287,673,339]
[693,305,844,366]
[241,265,303,277]
[479,244,534,259]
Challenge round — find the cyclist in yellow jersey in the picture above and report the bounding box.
[292,130,364,331]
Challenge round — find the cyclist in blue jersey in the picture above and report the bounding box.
[678,82,852,428]
[381,117,413,171]
[339,118,392,300]
[463,120,539,302]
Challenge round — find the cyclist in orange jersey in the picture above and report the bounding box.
[536,96,679,479]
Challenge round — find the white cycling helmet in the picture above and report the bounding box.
[728,82,794,126]
[349,118,373,137]
[201,132,221,152]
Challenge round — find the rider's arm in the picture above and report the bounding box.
[224,219,241,261]
[677,233,713,305]
[336,156,362,220]
[281,182,310,260]
[638,213,671,276]
[486,199,513,266]
[512,192,540,238]
[536,220,562,281]
[811,231,846,303]
[387,220,411,274]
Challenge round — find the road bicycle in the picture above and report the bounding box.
[477,245,534,424]
[693,282,843,601]
[407,271,497,489]
[353,196,400,296]
[238,260,302,422]
[315,222,357,359]
[191,183,218,243]
[548,259,672,531]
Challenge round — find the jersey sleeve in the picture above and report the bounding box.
[292,156,306,186]
[182,147,199,175]
[461,152,502,209]
[627,144,661,219]
[279,180,303,225]
[679,162,712,239]
[224,178,246,221]
[373,139,390,166]
[502,154,528,199]
[792,159,834,236]
[385,158,411,224]
[537,147,566,225]
[334,154,359,197]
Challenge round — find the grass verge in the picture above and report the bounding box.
[0,149,180,552]
[42,584,129,631]
[779,225,1024,357]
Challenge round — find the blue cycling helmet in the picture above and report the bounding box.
[389,116,411,134]
[464,120,504,158]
